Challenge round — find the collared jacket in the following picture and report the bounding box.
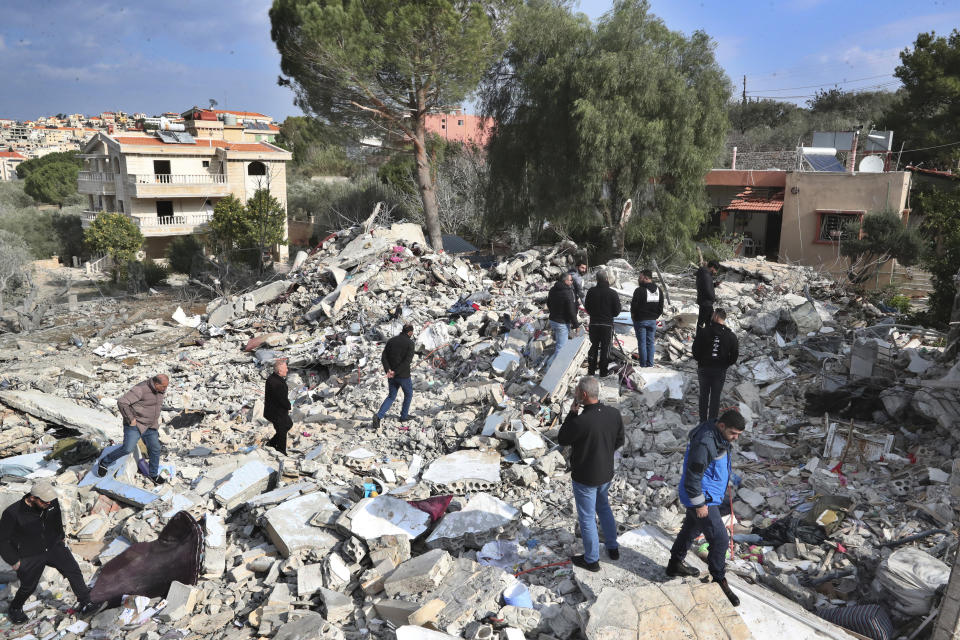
[382,332,415,379]
[568,270,585,306]
[630,282,664,322]
[678,420,732,508]
[264,373,291,422]
[557,402,625,486]
[692,321,739,369]
[0,497,65,565]
[117,379,165,434]
[696,266,716,305]
[584,282,622,326]
[547,281,580,328]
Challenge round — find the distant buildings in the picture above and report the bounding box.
[0,151,26,181]
[423,108,492,147]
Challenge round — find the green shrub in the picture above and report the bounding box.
[143,259,169,287]
[166,235,206,274]
[887,294,911,313]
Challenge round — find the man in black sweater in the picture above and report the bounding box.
[584,270,622,377]
[546,273,580,368]
[696,260,720,331]
[557,376,625,572]
[692,308,739,423]
[0,482,96,624]
[263,360,292,454]
[373,324,416,429]
[631,269,664,367]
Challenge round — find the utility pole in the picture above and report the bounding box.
[739,75,747,134]
[742,75,747,106]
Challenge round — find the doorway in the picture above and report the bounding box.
[153,160,171,182]
[765,212,783,262]
[156,201,174,224]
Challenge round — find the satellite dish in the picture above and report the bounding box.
[859,155,884,173]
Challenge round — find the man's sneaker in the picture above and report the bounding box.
[96,462,108,477]
[371,415,381,430]
[150,475,167,486]
[665,559,700,577]
[399,415,415,422]
[7,607,27,624]
[607,547,620,561]
[715,578,740,607]
[570,555,601,572]
[78,601,101,616]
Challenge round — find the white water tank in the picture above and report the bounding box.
[223,113,238,126]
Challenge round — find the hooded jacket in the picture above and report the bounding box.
[678,420,732,508]
[0,497,65,565]
[584,281,622,326]
[693,322,739,369]
[547,280,580,328]
[696,266,716,305]
[630,282,664,322]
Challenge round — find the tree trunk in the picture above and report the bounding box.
[412,125,443,251]
[614,198,633,257]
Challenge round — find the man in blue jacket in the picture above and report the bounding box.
[667,410,746,607]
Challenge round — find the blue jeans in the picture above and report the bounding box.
[669,505,729,581]
[545,321,570,368]
[634,319,657,367]
[377,377,412,420]
[101,424,161,477]
[572,480,618,563]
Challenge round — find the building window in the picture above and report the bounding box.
[202,160,210,168]
[118,201,124,213]
[816,210,863,243]
[248,161,266,176]
[458,119,464,126]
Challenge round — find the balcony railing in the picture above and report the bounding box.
[78,171,116,182]
[134,212,213,229]
[129,174,226,185]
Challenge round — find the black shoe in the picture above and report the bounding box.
[150,475,167,485]
[96,462,108,477]
[399,415,415,423]
[607,547,620,561]
[7,607,27,624]
[666,560,700,577]
[571,555,601,572]
[371,415,381,429]
[715,578,740,607]
[78,601,101,616]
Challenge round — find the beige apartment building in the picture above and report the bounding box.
[78,121,292,260]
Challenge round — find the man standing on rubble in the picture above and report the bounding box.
[693,309,739,423]
[97,374,168,485]
[568,259,588,309]
[667,409,746,607]
[696,260,720,331]
[558,376,624,572]
[264,360,292,454]
[0,481,97,624]
[631,269,664,367]
[584,270,622,377]
[372,324,416,429]
[546,273,581,368]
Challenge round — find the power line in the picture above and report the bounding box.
[748,73,893,93]
[898,139,960,154]
[748,81,900,100]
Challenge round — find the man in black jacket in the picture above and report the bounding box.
[558,376,625,572]
[264,360,292,454]
[696,260,720,331]
[584,270,622,377]
[631,269,664,367]
[692,308,739,423]
[0,482,96,624]
[546,273,580,368]
[373,324,416,429]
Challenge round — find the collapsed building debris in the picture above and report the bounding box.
[0,220,958,639]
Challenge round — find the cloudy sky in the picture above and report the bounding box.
[1,0,957,122]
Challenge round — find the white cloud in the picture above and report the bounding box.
[0,35,5,51]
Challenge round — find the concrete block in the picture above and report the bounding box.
[423,560,513,634]
[395,626,462,640]
[426,493,520,552]
[375,599,420,627]
[297,563,325,598]
[422,450,501,493]
[274,611,344,640]
[383,549,453,597]
[263,492,340,558]
[158,581,198,622]
[319,587,353,623]
[213,459,275,511]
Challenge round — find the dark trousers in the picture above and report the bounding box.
[11,544,90,610]
[669,505,729,581]
[587,324,613,376]
[697,304,714,330]
[698,366,727,423]
[267,414,292,454]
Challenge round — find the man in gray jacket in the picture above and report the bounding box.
[96,374,169,484]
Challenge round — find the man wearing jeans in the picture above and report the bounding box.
[97,374,168,485]
[557,376,625,572]
[372,324,415,429]
[630,269,664,367]
[668,410,745,607]
[546,273,580,368]
[692,309,739,423]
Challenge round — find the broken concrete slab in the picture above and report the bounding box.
[273,611,344,640]
[395,627,462,640]
[342,496,431,542]
[158,581,198,622]
[213,459,276,511]
[263,492,340,558]
[422,450,501,493]
[383,548,453,598]
[633,367,688,401]
[535,334,589,400]
[319,587,353,623]
[297,562,325,598]
[0,390,121,442]
[421,557,514,634]
[426,493,520,552]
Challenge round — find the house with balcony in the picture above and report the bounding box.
[77,129,292,260]
[0,151,25,180]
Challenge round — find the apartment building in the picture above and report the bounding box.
[0,151,25,180]
[78,128,292,260]
[424,108,492,147]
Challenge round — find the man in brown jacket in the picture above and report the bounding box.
[96,374,169,484]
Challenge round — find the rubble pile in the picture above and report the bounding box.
[0,221,957,640]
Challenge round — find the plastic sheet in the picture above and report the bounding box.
[872,547,950,617]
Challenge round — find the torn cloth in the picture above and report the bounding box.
[90,511,203,602]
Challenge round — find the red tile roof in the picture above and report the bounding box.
[724,187,784,213]
[113,136,281,153]
[0,151,26,159]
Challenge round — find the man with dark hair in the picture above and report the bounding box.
[558,376,625,572]
[546,273,580,368]
[631,269,664,367]
[667,409,746,607]
[373,324,416,429]
[696,260,720,331]
[264,360,292,454]
[692,308,739,423]
[584,270,622,377]
[0,481,97,624]
[97,374,169,485]
[568,260,588,308]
